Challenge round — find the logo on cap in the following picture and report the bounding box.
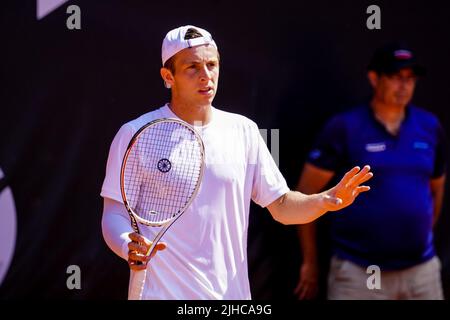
[394,50,412,60]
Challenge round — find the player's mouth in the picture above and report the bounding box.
[198,86,214,96]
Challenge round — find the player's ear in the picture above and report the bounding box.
[160,67,174,89]
[367,71,378,89]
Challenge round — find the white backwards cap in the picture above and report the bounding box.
[161,25,217,66]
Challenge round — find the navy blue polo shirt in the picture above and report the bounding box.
[308,104,446,270]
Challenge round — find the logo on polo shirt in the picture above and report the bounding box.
[413,141,429,150]
[365,142,386,152]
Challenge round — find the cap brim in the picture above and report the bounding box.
[368,62,426,77]
[384,61,426,76]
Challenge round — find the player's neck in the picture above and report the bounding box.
[168,101,212,126]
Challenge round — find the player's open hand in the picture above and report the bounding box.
[322,165,373,211]
[127,232,167,270]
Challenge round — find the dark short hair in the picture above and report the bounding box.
[163,27,219,74]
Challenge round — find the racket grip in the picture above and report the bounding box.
[128,269,147,300]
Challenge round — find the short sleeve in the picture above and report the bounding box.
[433,121,447,178]
[100,124,135,202]
[250,125,290,208]
[307,115,347,171]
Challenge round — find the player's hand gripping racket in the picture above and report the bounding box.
[120,118,205,300]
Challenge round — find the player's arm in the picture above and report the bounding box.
[430,174,446,227]
[267,165,372,225]
[101,198,166,270]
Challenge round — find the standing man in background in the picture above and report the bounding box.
[295,42,446,300]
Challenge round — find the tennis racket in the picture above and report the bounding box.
[120,118,205,300]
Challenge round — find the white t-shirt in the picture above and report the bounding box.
[101,104,289,299]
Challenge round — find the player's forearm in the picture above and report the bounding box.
[269,191,329,225]
[101,208,133,261]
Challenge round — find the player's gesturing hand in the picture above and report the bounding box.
[322,165,373,211]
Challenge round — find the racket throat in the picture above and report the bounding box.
[146,217,179,258]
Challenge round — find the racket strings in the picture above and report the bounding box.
[123,121,203,225]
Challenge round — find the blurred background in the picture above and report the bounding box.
[1,0,449,299]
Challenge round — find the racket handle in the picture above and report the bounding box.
[128,269,147,300]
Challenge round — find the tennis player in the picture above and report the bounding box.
[100,25,373,299]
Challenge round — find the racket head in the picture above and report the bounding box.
[120,118,204,227]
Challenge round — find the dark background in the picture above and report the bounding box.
[1,0,449,299]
